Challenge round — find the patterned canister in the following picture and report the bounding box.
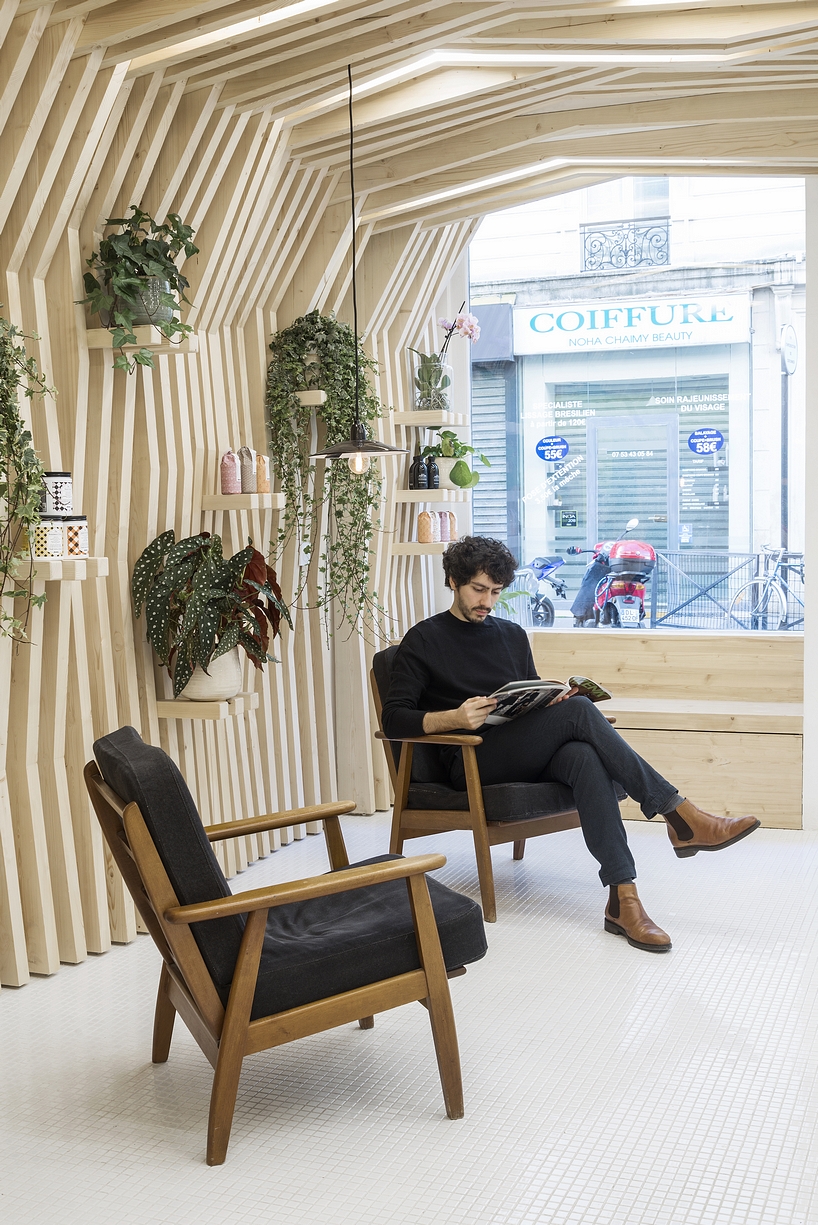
[41,472,73,515]
[256,453,270,493]
[438,510,450,542]
[220,450,241,494]
[32,516,66,559]
[238,446,257,493]
[63,516,89,557]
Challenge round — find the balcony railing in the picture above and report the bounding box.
[581,216,670,272]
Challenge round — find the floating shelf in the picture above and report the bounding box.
[201,493,285,511]
[392,542,448,556]
[86,326,198,354]
[392,411,467,427]
[394,489,469,503]
[296,389,327,406]
[155,691,260,721]
[32,557,109,581]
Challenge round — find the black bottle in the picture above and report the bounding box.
[408,449,428,490]
[425,454,439,489]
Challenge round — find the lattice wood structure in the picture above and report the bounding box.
[1,0,816,988]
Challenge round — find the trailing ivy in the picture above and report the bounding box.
[0,315,49,642]
[265,310,385,634]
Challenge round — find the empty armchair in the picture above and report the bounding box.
[85,726,487,1164]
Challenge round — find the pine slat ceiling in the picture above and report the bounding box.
[38,0,818,227]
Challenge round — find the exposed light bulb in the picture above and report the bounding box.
[347,452,370,475]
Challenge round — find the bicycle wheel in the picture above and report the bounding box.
[730,580,787,630]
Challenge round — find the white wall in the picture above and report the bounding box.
[470,177,805,283]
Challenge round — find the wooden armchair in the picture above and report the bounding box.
[371,646,589,923]
[84,726,487,1165]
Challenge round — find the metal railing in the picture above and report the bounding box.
[581,216,670,271]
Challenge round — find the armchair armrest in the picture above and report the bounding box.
[204,800,356,842]
[164,853,447,924]
[375,730,483,747]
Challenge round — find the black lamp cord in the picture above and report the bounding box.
[347,63,361,439]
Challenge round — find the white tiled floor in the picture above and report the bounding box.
[2,815,817,1225]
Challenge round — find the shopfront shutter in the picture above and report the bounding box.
[471,366,512,541]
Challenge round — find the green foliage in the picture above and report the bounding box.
[78,206,198,374]
[408,348,450,411]
[493,588,526,614]
[0,315,49,642]
[265,310,385,635]
[421,429,490,486]
[132,529,291,697]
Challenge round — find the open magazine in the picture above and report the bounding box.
[484,675,612,726]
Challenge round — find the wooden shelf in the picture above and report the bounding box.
[392,542,448,555]
[392,411,467,427]
[155,691,260,721]
[86,326,198,354]
[32,557,109,581]
[393,489,469,503]
[201,493,285,511]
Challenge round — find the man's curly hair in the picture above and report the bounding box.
[442,535,518,589]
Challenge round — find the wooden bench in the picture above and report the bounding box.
[531,629,804,829]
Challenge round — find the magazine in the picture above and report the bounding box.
[484,675,612,726]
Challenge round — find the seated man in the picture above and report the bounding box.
[381,535,759,953]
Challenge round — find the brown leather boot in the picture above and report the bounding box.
[604,883,671,952]
[665,799,760,858]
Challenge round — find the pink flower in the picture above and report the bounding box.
[455,312,481,343]
[438,317,453,331]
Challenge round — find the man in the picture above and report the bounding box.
[381,535,760,953]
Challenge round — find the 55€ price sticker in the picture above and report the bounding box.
[536,435,570,462]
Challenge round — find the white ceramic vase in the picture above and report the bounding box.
[437,456,468,489]
[179,646,242,701]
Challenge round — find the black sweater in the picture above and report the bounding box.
[381,611,539,739]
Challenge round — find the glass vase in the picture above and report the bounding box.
[409,350,453,412]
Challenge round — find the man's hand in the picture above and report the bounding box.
[548,685,578,706]
[422,696,497,734]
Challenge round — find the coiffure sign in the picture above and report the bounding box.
[513,294,750,354]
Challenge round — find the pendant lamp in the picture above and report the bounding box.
[310,64,407,473]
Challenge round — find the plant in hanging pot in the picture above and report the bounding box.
[78,206,199,374]
[0,313,49,641]
[266,309,393,634]
[132,530,291,700]
[421,430,490,489]
[408,304,480,411]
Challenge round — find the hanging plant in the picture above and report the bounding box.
[0,315,49,642]
[77,206,198,374]
[265,309,384,633]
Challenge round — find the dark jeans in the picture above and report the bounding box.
[446,696,678,887]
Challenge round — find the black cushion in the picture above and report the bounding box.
[407,779,579,822]
[250,854,487,1021]
[94,727,487,1020]
[94,726,244,988]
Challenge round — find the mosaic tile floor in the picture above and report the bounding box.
[1,815,816,1225]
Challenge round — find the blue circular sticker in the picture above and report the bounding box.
[536,435,569,462]
[687,428,724,455]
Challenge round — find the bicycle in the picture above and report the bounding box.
[729,547,805,630]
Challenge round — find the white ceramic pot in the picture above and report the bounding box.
[179,646,242,701]
[437,456,469,490]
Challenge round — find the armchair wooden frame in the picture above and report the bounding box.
[370,673,582,924]
[84,761,466,1166]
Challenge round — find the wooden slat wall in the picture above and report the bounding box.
[2,0,817,985]
[0,9,475,987]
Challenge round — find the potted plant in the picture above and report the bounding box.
[0,313,49,641]
[78,206,199,374]
[132,530,291,700]
[421,430,490,489]
[408,304,480,411]
[265,309,385,634]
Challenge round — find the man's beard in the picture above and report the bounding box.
[454,591,490,622]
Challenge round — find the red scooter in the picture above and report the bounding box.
[568,518,656,628]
